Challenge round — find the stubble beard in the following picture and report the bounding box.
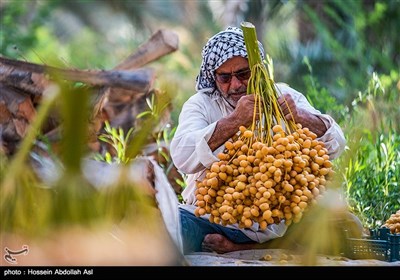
[218,85,247,109]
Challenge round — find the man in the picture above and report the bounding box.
[170,26,354,255]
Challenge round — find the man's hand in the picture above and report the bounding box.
[278,93,327,137]
[232,94,259,127]
[278,93,301,123]
[208,94,258,151]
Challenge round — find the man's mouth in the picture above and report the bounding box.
[230,92,246,102]
[231,92,244,95]
[230,91,246,97]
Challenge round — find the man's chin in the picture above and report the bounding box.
[231,94,245,103]
[223,93,245,107]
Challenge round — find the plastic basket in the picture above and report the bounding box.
[345,227,400,262]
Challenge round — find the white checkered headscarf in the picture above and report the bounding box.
[195,26,265,94]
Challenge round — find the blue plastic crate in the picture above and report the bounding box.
[345,227,400,262]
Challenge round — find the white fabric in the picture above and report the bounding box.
[170,83,346,243]
[147,158,183,254]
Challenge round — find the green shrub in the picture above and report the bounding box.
[337,72,400,229]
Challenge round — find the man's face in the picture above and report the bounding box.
[215,56,250,107]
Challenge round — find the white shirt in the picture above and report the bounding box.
[170,83,346,242]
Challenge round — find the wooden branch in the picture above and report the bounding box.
[0,67,44,96]
[0,56,155,93]
[114,29,179,70]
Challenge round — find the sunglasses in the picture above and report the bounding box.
[215,68,251,84]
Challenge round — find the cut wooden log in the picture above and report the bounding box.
[0,56,155,93]
[101,29,179,130]
[114,29,179,71]
[0,84,36,154]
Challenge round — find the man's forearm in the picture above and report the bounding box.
[208,115,242,152]
[298,113,327,138]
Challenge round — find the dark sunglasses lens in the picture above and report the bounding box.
[217,74,231,83]
[237,70,251,80]
[216,69,251,83]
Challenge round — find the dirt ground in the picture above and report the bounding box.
[184,249,400,266]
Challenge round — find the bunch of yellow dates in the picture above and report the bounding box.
[383,210,400,234]
[195,124,333,230]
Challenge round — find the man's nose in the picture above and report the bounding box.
[230,75,243,88]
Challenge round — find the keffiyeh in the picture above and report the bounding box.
[195,26,265,94]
